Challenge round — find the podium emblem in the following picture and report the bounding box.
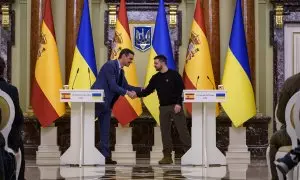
[185,93,195,100]
[216,92,226,100]
[134,26,151,52]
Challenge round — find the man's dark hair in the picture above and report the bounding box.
[118,48,135,59]
[0,57,5,77]
[154,55,167,64]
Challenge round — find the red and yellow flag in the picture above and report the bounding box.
[183,0,216,114]
[111,0,142,125]
[31,0,65,127]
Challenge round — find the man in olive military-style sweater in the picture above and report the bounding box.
[270,72,300,180]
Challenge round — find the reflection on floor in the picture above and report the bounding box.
[25,159,268,180]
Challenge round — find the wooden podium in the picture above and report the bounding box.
[181,90,227,166]
[59,89,105,166]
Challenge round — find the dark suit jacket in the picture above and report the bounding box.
[0,132,5,179]
[0,78,24,152]
[92,60,141,115]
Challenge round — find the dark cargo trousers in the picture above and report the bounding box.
[159,105,191,157]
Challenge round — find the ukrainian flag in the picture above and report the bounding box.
[144,0,176,124]
[68,0,97,90]
[221,0,256,127]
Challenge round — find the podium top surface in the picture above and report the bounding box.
[59,89,104,102]
[183,90,226,103]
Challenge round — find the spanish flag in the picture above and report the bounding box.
[68,0,97,90]
[183,0,216,115]
[144,0,176,124]
[221,0,256,127]
[111,0,142,125]
[31,0,65,127]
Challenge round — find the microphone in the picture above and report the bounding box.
[71,68,79,89]
[195,76,200,89]
[206,76,215,89]
[88,68,91,87]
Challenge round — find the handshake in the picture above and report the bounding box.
[126,90,137,99]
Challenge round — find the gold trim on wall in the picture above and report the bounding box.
[1,5,10,28]
[275,4,283,28]
[108,5,117,27]
[169,5,177,27]
[129,20,155,24]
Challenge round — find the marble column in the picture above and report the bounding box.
[219,0,235,77]
[203,0,220,86]
[242,0,256,91]
[65,0,84,82]
[29,0,43,97]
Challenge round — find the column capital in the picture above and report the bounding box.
[259,0,267,4]
[91,0,101,4]
[186,0,194,5]
[19,0,27,4]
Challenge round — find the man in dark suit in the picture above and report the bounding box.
[92,48,140,164]
[0,57,25,179]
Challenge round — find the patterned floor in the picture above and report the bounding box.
[24,159,268,180]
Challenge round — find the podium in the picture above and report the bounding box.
[181,90,227,166]
[59,89,105,166]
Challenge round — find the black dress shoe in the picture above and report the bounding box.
[105,158,117,165]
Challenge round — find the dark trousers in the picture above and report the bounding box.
[276,143,300,175]
[97,108,112,158]
[269,129,292,180]
[159,105,191,157]
[18,141,25,180]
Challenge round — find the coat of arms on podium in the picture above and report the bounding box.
[134,26,151,52]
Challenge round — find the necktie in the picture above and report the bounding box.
[118,69,124,86]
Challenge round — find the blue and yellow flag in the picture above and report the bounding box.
[221,0,256,127]
[144,0,176,124]
[68,0,97,90]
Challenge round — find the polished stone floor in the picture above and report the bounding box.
[24,159,268,180]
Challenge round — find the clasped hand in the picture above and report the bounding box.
[126,90,137,99]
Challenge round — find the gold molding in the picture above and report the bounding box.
[275,4,283,28]
[108,5,117,27]
[186,0,194,5]
[169,5,177,28]
[91,0,101,4]
[129,20,155,24]
[24,106,35,118]
[1,5,10,28]
[19,0,28,4]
